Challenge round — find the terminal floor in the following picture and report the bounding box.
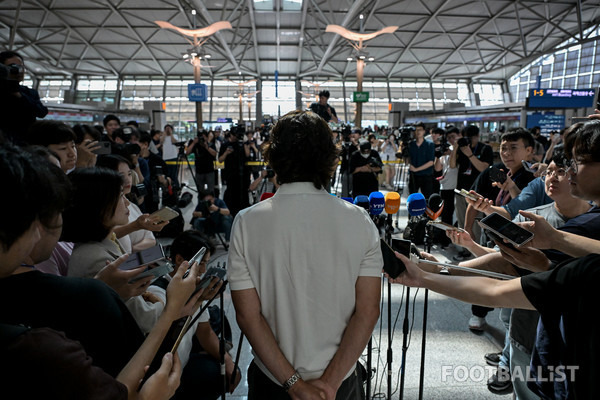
[169,174,512,400]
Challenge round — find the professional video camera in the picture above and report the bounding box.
[265,167,275,178]
[340,124,352,144]
[435,137,451,158]
[368,156,384,169]
[395,126,414,159]
[0,63,22,81]
[230,124,246,141]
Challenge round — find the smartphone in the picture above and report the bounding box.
[150,206,179,223]
[485,229,517,251]
[182,247,207,279]
[454,188,478,201]
[119,244,166,271]
[92,141,111,155]
[521,160,538,173]
[197,266,227,290]
[380,239,407,278]
[129,263,173,283]
[427,221,465,232]
[479,212,534,247]
[489,166,507,184]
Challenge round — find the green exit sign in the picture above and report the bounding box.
[353,91,370,102]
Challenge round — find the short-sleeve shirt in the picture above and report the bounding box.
[228,182,382,383]
[456,142,494,190]
[521,254,600,400]
[408,140,435,176]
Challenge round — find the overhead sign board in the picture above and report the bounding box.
[526,113,566,134]
[353,91,370,102]
[188,83,208,102]
[527,88,595,109]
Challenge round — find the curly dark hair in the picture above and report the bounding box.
[263,110,339,190]
[565,120,600,163]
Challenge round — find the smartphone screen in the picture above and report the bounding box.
[380,239,406,278]
[479,213,534,246]
[119,244,165,271]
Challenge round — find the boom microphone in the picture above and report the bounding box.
[425,193,444,220]
[384,192,400,215]
[406,193,426,217]
[353,195,369,211]
[368,191,385,216]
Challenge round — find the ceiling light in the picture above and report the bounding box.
[359,14,364,20]
[368,57,375,61]
[204,54,211,59]
[347,57,353,61]
[190,52,197,57]
[191,9,196,15]
[359,55,366,60]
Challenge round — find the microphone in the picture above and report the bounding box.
[353,195,369,211]
[384,192,400,215]
[425,193,444,221]
[406,193,426,217]
[260,192,275,201]
[341,197,353,203]
[368,191,385,216]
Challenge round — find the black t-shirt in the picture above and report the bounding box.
[521,254,600,400]
[192,141,216,174]
[471,164,535,203]
[543,206,600,263]
[219,140,247,182]
[1,326,128,399]
[349,150,381,197]
[309,102,337,122]
[0,271,144,377]
[340,143,359,172]
[456,142,494,190]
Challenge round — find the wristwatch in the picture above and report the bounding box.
[283,371,301,392]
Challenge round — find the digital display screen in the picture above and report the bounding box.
[526,113,566,134]
[527,89,595,109]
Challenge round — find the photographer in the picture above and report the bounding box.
[218,128,250,217]
[187,130,217,194]
[249,167,279,203]
[161,124,180,186]
[339,128,360,197]
[350,140,383,197]
[0,51,48,145]
[434,127,459,239]
[309,90,339,123]
[139,132,171,213]
[408,122,435,200]
[191,190,233,242]
[244,130,261,180]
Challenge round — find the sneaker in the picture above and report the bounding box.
[484,352,501,366]
[487,366,512,393]
[468,315,486,331]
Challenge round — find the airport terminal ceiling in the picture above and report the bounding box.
[1,0,600,84]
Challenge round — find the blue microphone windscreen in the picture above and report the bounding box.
[341,197,353,203]
[407,192,427,216]
[354,195,370,211]
[368,191,385,215]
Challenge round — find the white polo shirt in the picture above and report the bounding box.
[228,182,382,383]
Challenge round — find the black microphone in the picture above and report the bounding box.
[425,193,444,221]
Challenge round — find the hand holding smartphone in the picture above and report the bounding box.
[479,212,534,247]
[380,239,410,278]
[454,188,479,201]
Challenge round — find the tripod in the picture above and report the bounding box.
[175,143,198,194]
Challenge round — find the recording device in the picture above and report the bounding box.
[384,192,400,214]
[0,63,23,81]
[454,188,478,201]
[197,266,227,290]
[479,212,534,247]
[489,166,508,184]
[457,137,470,147]
[119,244,166,271]
[368,191,385,216]
[230,124,246,141]
[406,193,427,217]
[150,206,179,223]
[368,156,384,169]
[92,141,111,155]
[435,137,451,158]
[340,124,352,143]
[265,167,275,178]
[353,195,369,211]
[131,183,148,198]
[425,193,444,221]
[427,221,463,232]
[522,160,538,173]
[380,239,407,278]
[188,247,207,268]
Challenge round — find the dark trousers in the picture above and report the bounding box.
[247,361,365,400]
[173,353,222,400]
[409,173,434,200]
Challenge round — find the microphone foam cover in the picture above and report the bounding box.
[368,191,385,216]
[407,192,427,217]
[384,192,400,214]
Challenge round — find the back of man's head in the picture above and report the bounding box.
[0,145,69,252]
[27,120,76,146]
[565,120,600,162]
[0,50,23,64]
[500,128,535,149]
[170,230,215,264]
[264,110,338,190]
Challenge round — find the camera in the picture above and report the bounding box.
[0,63,23,81]
[266,168,275,178]
[131,183,148,198]
[340,124,352,143]
[394,126,414,159]
[457,137,470,147]
[230,124,246,141]
[435,137,451,158]
[368,156,383,169]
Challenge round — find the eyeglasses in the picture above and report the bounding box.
[564,158,583,174]
[499,145,525,153]
[540,168,567,179]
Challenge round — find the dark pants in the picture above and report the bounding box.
[472,304,494,318]
[247,361,365,400]
[409,173,434,200]
[173,353,222,400]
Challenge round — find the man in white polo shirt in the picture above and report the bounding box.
[229,110,382,400]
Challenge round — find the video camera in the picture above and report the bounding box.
[230,124,246,141]
[395,126,414,159]
[340,124,352,143]
[368,156,383,169]
[0,63,23,81]
[435,137,451,158]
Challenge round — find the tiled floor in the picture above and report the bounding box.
[174,170,512,399]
